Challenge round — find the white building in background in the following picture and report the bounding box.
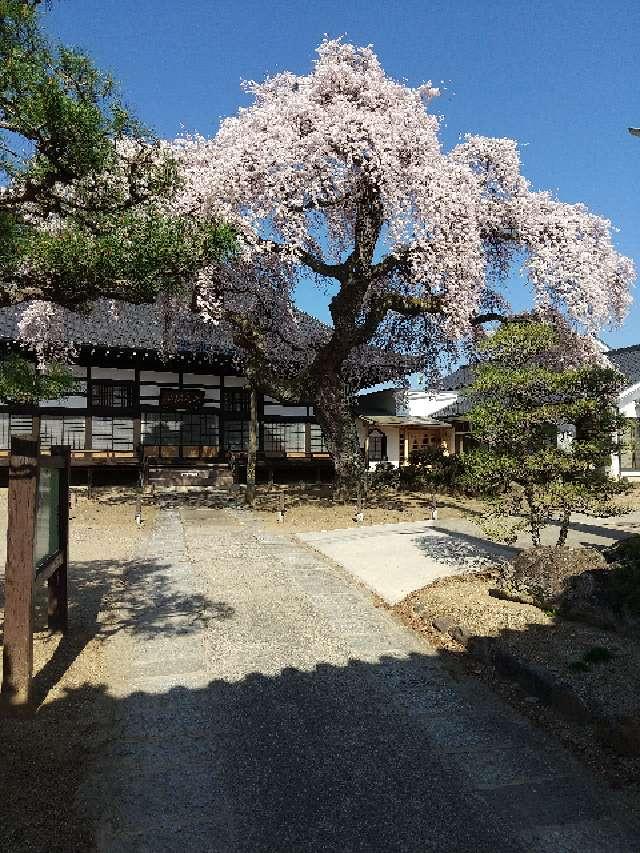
[355,367,474,469]
[357,350,640,482]
[608,345,640,481]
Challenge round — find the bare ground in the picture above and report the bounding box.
[255,485,486,533]
[0,491,156,853]
[392,571,640,822]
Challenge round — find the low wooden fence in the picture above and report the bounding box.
[1,437,70,707]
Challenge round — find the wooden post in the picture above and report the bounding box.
[1,437,38,706]
[246,387,257,507]
[48,446,70,632]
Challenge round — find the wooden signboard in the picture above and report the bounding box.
[1,438,70,708]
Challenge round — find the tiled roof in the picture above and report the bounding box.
[439,365,474,391]
[360,414,448,427]
[432,397,473,419]
[607,345,640,386]
[0,300,238,356]
[0,300,408,388]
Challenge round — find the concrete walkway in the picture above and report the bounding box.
[298,520,514,604]
[297,510,640,605]
[80,508,640,852]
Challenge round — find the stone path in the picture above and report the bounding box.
[298,520,514,604]
[80,508,640,852]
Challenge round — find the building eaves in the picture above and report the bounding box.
[607,344,640,386]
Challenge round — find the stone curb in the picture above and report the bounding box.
[434,622,640,756]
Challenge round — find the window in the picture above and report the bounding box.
[92,417,134,451]
[41,416,86,450]
[621,418,640,471]
[368,428,387,462]
[142,412,219,449]
[0,414,34,449]
[223,388,250,416]
[264,422,306,453]
[310,424,328,453]
[91,381,135,409]
[224,419,248,451]
[181,413,219,447]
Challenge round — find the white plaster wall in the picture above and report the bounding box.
[610,453,621,478]
[139,385,160,403]
[40,394,87,409]
[264,405,308,417]
[92,367,135,380]
[385,428,401,467]
[182,373,220,386]
[615,387,640,479]
[40,380,87,409]
[405,390,459,417]
[619,398,639,417]
[224,376,248,388]
[140,370,180,384]
[357,420,402,469]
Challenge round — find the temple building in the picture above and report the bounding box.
[0,301,334,485]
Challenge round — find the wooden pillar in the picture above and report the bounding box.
[219,374,225,453]
[1,437,38,707]
[246,387,257,506]
[84,415,92,452]
[364,432,370,471]
[403,434,409,466]
[48,446,70,632]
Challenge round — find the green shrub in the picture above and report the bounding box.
[605,535,640,617]
[399,447,465,493]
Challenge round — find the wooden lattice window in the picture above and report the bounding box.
[91,381,136,409]
[223,388,250,416]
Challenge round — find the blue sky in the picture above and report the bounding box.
[45,0,640,348]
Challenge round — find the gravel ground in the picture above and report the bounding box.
[3,490,640,851]
[394,570,640,822]
[0,491,156,853]
[255,486,483,533]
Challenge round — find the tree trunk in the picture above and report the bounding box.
[313,381,363,501]
[246,386,257,507]
[531,525,541,548]
[556,510,571,547]
[525,489,542,548]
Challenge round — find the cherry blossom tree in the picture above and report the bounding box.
[0,0,233,387]
[174,38,634,490]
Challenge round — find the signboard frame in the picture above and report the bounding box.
[1,437,70,707]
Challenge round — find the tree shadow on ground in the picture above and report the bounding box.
[413,526,518,568]
[431,615,640,811]
[5,650,639,853]
[1,556,234,709]
[82,483,483,516]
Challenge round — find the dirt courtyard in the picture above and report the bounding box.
[0,490,157,852]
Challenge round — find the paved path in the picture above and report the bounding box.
[298,510,640,605]
[298,521,514,604]
[80,508,640,852]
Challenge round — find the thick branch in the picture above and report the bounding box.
[471,311,532,326]
[297,248,345,279]
[370,248,410,280]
